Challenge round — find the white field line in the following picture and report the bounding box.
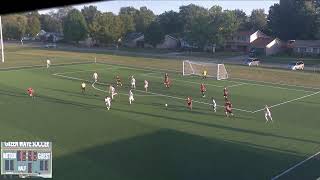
[141,73,225,88]
[227,82,247,88]
[271,151,320,180]
[53,72,253,113]
[0,61,94,72]
[252,91,320,113]
[133,88,253,113]
[99,62,320,91]
[98,63,314,93]
[225,79,315,93]
[231,77,320,91]
[141,71,246,88]
[91,82,160,97]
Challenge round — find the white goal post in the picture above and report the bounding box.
[182,60,228,80]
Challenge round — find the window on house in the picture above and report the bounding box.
[313,48,318,53]
[307,47,312,52]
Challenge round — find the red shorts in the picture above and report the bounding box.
[225,108,232,113]
[187,102,192,106]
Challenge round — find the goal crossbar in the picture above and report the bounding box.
[182,60,228,80]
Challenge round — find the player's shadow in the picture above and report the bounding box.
[113,108,320,146]
[52,129,305,180]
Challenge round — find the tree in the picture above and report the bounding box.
[119,6,139,17]
[81,6,101,39]
[2,14,27,40]
[158,11,183,35]
[63,9,88,43]
[144,21,165,47]
[39,14,62,32]
[26,16,41,37]
[134,6,156,33]
[51,6,74,21]
[91,12,123,44]
[250,9,267,31]
[179,4,208,33]
[268,1,319,40]
[119,14,135,35]
[81,5,100,24]
[232,9,250,30]
[206,8,240,47]
[118,6,139,35]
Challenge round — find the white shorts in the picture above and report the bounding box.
[129,96,134,101]
[265,112,271,116]
[105,102,110,106]
[144,85,148,89]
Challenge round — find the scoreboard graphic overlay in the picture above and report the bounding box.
[1,142,52,178]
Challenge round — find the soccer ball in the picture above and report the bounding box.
[165,104,168,107]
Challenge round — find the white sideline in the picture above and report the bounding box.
[0,61,93,72]
[53,73,253,113]
[91,82,160,97]
[271,151,320,180]
[225,79,315,93]
[231,77,320,91]
[141,73,225,88]
[252,91,320,113]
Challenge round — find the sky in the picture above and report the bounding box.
[38,0,279,15]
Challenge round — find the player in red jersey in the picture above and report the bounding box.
[27,87,35,98]
[225,101,234,117]
[186,96,192,110]
[223,87,229,100]
[200,83,206,97]
[164,73,171,88]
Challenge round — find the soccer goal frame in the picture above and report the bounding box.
[182,60,229,80]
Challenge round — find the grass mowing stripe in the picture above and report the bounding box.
[53,72,253,113]
[92,82,160,97]
[271,151,320,180]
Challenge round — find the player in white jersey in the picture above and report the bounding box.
[131,76,136,89]
[46,59,51,68]
[144,80,148,92]
[211,97,217,112]
[129,89,134,104]
[81,82,86,94]
[108,85,118,100]
[93,72,98,82]
[264,105,273,123]
[105,96,111,110]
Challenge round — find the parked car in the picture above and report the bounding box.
[244,58,260,67]
[288,61,304,70]
[45,43,57,48]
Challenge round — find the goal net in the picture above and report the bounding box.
[182,60,228,80]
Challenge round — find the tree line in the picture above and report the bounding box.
[2,1,320,48]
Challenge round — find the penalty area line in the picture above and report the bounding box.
[54,73,253,113]
[271,151,320,180]
[252,91,320,113]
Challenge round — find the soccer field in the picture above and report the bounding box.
[0,59,320,179]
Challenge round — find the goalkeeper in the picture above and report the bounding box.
[202,70,207,79]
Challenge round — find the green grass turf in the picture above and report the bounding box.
[0,62,320,180]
